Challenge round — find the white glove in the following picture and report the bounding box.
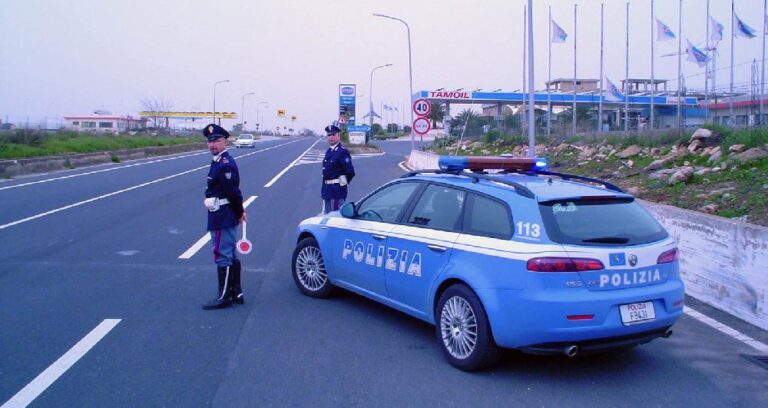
[339,175,348,186]
[204,197,220,212]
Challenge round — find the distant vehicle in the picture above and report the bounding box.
[233,133,257,148]
[292,156,684,371]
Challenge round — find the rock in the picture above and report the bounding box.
[729,144,746,153]
[625,159,634,169]
[711,166,721,173]
[699,147,713,158]
[648,168,678,180]
[690,128,721,146]
[668,166,694,185]
[707,150,722,163]
[627,187,641,195]
[579,147,598,160]
[694,168,711,176]
[645,158,670,171]
[683,161,690,166]
[698,204,719,214]
[730,147,768,163]
[617,145,642,158]
[481,149,491,155]
[688,139,703,153]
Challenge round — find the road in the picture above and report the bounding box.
[1,137,766,407]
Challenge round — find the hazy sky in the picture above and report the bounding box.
[1,0,765,132]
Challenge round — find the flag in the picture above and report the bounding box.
[393,106,398,112]
[551,20,567,43]
[733,14,757,39]
[604,78,625,102]
[686,39,709,67]
[656,18,676,41]
[709,16,724,43]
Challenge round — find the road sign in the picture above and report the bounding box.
[413,117,431,135]
[412,98,431,117]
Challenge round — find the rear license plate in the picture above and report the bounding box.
[619,301,656,325]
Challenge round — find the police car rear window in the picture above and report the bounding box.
[538,198,668,246]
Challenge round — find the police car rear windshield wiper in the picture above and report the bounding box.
[582,236,630,244]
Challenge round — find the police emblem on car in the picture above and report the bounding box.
[292,155,685,371]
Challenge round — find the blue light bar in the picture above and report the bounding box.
[437,156,548,172]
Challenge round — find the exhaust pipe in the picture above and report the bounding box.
[663,329,673,338]
[563,345,579,357]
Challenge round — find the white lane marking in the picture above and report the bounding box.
[0,142,299,231]
[1,319,121,408]
[0,151,208,192]
[684,306,768,354]
[264,138,323,188]
[178,195,258,259]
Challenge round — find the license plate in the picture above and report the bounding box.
[619,301,656,325]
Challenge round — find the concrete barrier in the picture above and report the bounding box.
[407,150,768,331]
[0,143,206,178]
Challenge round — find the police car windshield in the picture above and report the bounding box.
[538,198,668,246]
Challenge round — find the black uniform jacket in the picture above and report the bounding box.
[321,144,355,200]
[205,150,244,230]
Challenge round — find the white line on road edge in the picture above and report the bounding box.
[0,151,208,192]
[264,138,323,188]
[178,195,258,259]
[0,142,298,231]
[684,306,768,354]
[1,319,121,408]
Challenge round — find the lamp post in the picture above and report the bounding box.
[373,13,415,151]
[256,101,268,133]
[241,92,255,130]
[368,63,393,137]
[213,79,230,125]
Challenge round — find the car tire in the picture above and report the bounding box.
[435,284,499,371]
[292,237,334,298]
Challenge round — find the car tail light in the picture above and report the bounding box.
[567,314,595,321]
[527,257,604,272]
[657,248,679,264]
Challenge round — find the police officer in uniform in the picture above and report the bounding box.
[321,124,355,213]
[201,124,247,310]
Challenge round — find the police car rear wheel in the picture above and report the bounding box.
[436,284,499,371]
[292,237,333,298]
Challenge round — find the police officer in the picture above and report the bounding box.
[201,124,247,310]
[321,124,355,213]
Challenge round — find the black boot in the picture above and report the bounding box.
[202,266,234,310]
[231,259,244,305]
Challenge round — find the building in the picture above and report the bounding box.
[545,78,600,93]
[705,95,768,127]
[63,113,147,134]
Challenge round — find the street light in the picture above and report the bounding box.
[373,13,415,151]
[369,63,393,136]
[213,79,230,125]
[241,92,255,130]
[256,101,268,132]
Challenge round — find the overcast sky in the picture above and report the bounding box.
[1,0,765,132]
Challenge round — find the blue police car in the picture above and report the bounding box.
[291,156,684,371]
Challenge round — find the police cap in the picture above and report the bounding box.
[203,124,230,141]
[325,124,341,135]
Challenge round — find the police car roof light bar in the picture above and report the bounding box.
[438,156,547,173]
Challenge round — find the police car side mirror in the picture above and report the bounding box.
[340,202,356,218]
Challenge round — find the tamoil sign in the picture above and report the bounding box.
[339,84,356,126]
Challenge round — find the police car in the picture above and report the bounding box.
[291,156,684,371]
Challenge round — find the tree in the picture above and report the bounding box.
[427,102,446,128]
[140,98,174,129]
[450,109,482,137]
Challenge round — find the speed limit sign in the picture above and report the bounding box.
[412,98,431,117]
[413,117,431,135]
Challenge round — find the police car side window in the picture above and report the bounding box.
[464,193,512,239]
[356,182,420,223]
[407,185,466,232]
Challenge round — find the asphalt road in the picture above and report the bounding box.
[1,137,766,407]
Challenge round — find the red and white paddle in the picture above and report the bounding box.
[236,219,252,255]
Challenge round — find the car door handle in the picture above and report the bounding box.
[371,234,386,241]
[427,244,447,252]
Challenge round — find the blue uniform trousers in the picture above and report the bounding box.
[210,227,238,267]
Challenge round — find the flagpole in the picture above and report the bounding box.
[548,5,552,136]
[527,0,536,157]
[677,0,683,134]
[705,0,710,124]
[625,1,630,133]
[730,0,735,124]
[572,3,577,136]
[522,3,527,134]
[761,0,766,126]
[650,0,655,130]
[599,2,604,133]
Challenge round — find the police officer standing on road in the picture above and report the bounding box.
[202,124,247,310]
[321,124,355,213]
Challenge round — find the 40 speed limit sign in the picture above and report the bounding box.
[412,117,431,135]
[412,98,431,117]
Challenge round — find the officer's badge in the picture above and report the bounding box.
[225,172,232,179]
[208,125,214,134]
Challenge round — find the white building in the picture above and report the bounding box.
[63,113,147,134]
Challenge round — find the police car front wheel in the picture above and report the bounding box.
[436,284,499,371]
[292,237,333,298]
